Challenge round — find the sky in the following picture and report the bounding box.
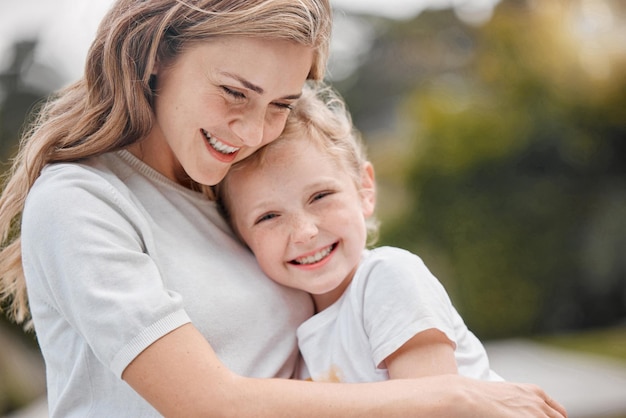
[333,0,499,20]
[0,0,500,85]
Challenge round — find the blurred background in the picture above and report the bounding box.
[1,0,625,416]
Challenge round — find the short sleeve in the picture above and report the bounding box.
[358,247,457,368]
[22,164,190,377]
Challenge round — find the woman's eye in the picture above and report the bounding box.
[222,86,246,100]
[272,102,294,111]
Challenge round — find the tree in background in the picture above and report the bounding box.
[338,0,626,339]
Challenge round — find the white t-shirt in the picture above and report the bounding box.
[297,246,501,382]
[21,150,313,417]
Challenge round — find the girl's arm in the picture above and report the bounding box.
[384,328,458,378]
[123,323,567,418]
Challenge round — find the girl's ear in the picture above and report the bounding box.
[360,162,376,218]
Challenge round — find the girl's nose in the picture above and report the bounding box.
[290,214,319,244]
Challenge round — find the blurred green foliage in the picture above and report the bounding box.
[338,0,626,339]
[1,1,625,344]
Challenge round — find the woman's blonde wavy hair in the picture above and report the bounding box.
[0,0,332,327]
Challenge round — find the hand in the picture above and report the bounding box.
[454,378,567,418]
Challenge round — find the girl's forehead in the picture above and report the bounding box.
[266,136,325,163]
[270,138,354,182]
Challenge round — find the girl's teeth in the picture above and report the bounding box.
[295,246,333,265]
[202,130,239,155]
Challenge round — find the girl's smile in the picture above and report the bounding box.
[289,242,338,268]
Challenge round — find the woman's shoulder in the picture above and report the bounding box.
[21,152,154,255]
[37,151,130,186]
[25,152,139,219]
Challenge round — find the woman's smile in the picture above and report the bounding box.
[201,129,240,162]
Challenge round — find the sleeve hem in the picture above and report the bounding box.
[111,309,191,378]
[372,320,456,368]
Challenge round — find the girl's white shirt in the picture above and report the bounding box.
[297,246,502,383]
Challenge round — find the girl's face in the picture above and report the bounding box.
[226,138,376,312]
[130,37,314,186]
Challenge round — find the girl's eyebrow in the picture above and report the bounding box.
[220,71,303,100]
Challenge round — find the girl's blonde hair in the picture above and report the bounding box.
[217,82,380,245]
[0,0,332,327]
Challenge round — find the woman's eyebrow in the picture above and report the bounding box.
[221,72,264,94]
[220,71,302,100]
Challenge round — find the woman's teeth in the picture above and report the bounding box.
[293,245,334,265]
[202,129,239,155]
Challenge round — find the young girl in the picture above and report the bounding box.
[0,0,566,416]
[217,83,502,383]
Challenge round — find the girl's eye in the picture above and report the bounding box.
[255,212,278,225]
[311,191,332,203]
[222,86,246,100]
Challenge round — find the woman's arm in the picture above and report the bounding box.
[123,323,567,418]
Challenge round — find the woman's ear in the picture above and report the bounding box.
[151,57,161,78]
[360,161,376,218]
[149,60,160,92]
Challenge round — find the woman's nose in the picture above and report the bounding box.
[231,109,265,147]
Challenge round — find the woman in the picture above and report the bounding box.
[0,0,566,416]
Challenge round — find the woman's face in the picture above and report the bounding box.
[131,37,314,186]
